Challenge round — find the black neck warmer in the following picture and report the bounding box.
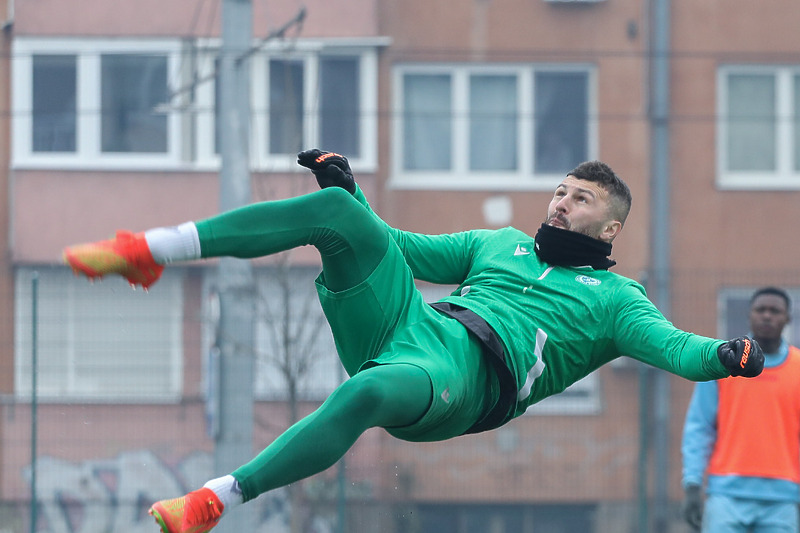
[533,223,616,270]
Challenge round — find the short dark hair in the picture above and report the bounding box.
[750,286,791,312]
[568,160,632,225]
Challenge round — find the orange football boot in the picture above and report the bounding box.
[62,230,164,289]
[148,487,224,533]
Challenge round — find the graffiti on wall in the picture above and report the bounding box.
[21,450,324,533]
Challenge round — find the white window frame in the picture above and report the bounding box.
[717,65,800,190]
[194,38,382,174]
[15,267,184,403]
[390,63,598,191]
[193,40,220,170]
[12,37,184,170]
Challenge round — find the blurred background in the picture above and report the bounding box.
[2,0,800,531]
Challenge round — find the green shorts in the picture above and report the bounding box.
[315,241,498,442]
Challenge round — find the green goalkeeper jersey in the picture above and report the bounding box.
[353,188,729,417]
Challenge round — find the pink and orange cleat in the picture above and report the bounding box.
[62,230,164,289]
[148,487,224,533]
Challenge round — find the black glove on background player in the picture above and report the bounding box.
[297,149,356,194]
[717,335,763,377]
[680,483,703,531]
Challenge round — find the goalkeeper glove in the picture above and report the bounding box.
[680,484,703,531]
[297,149,356,194]
[717,335,763,377]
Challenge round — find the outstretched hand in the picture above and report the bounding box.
[297,149,356,194]
[717,335,764,377]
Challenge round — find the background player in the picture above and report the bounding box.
[682,286,800,532]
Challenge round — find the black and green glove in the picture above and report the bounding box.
[717,335,764,377]
[297,149,356,194]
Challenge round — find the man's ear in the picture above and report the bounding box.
[600,220,623,243]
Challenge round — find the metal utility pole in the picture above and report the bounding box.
[29,273,39,533]
[649,0,672,531]
[215,0,255,531]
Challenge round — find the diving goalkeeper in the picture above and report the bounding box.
[62,150,764,533]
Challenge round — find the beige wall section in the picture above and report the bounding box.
[670,0,800,272]
[12,171,220,263]
[673,0,800,53]
[12,171,374,264]
[13,0,379,38]
[379,0,643,52]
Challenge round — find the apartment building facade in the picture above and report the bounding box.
[4,0,800,531]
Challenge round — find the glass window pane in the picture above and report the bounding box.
[15,268,182,401]
[32,55,77,152]
[269,59,304,155]
[535,72,589,174]
[469,75,518,171]
[403,74,452,171]
[320,56,360,157]
[101,54,168,153]
[727,74,775,171]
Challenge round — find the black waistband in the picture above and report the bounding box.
[429,301,517,434]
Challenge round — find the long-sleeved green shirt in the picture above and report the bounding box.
[354,187,729,416]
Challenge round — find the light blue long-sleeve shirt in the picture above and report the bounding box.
[681,340,800,502]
